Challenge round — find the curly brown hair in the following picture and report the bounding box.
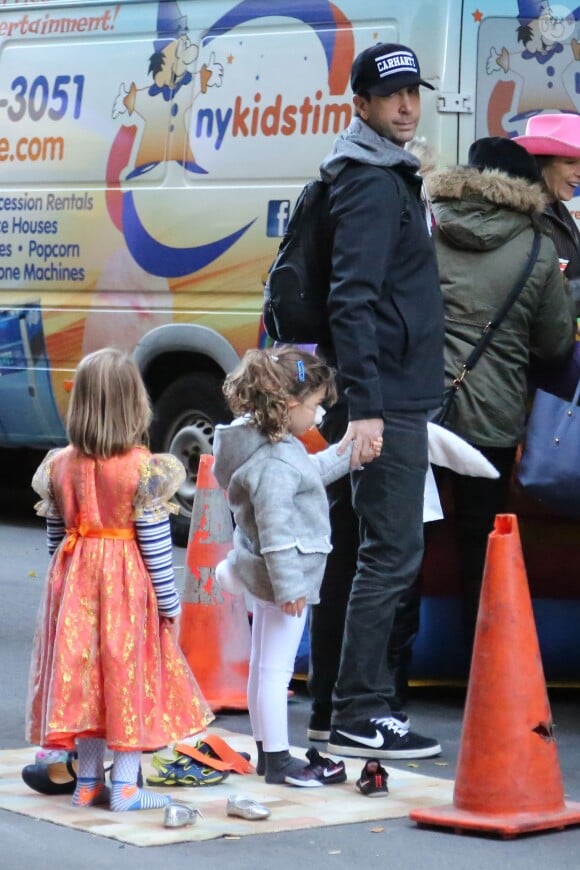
[223,346,337,441]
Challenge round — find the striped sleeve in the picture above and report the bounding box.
[47,516,66,555]
[134,510,181,618]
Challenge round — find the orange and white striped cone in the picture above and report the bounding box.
[179,454,250,712]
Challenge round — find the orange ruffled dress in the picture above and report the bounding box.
[26,445,213,751]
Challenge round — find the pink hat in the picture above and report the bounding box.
[513,113,580,158]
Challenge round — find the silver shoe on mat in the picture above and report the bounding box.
[164,801,203,828]
[226,794,271,820]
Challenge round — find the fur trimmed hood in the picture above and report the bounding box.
[427,166,547,213]
[427,167,547,252]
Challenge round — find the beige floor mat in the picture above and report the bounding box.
[0,728,454,846]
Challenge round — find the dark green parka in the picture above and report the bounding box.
[428,166,576,447]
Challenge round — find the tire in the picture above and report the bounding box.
[149,372,230,547]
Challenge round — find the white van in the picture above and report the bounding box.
[2,0,580,680]
[0,0,578,544]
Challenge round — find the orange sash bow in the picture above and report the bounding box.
[63,523,135,553]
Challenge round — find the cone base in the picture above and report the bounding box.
[410,801,580,837]
[206,695,249,713]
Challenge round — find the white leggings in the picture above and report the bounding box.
[248,598,307,753]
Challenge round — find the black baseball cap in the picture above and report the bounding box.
[351,43,435,97]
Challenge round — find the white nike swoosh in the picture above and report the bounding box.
[336,729,383,748]
[323,766,341,778]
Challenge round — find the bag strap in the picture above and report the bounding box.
[449,231,542,395]
[389,168,411,217]
[570,373,580,409]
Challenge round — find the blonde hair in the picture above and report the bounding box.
[407,136,438,176]
[66,347,152,458]
[223,346,337,441]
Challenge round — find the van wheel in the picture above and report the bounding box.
[149,372,230,547]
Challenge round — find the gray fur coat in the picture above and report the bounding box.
[213,418,352,605]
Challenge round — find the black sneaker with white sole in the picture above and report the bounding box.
[308,709,410,743]
[327,715,441,760]
[356,759,389,797]
[307,710,331,742]
[284,747,346,788]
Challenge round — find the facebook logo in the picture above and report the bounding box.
[267,200,290,237]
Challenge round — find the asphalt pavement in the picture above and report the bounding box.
[2,464,580,869]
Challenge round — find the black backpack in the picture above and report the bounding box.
[263,178,333,345]
[263,170,411,345]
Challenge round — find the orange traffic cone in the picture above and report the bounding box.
[178,454,251,712]
[298,426,328,454]
[410,514,580,837]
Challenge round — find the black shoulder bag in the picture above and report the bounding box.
[433,231,542,426]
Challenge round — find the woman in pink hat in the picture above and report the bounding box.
[515,113,580,313]
[426,136,576,649]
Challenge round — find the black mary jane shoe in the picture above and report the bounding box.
[21,751,78,795]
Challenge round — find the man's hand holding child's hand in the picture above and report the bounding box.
[338,419,384,469]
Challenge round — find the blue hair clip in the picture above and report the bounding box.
[296,360,306,382]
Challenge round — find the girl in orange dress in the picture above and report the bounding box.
[26,348,213,812]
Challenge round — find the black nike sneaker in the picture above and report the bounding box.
[284,747,347,787]
[307,708,332,742]
[327,715,441,760]
[356,759,389,797]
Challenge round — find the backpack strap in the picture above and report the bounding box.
[385,166,420,221]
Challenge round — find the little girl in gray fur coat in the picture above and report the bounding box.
[213,346,382,787]
[212,346,498,787]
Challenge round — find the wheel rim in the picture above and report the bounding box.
[167,416,215,516]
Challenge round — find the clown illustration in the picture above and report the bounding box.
[486,1,580,116]
[112,0,224,177]
[105,0,351,281]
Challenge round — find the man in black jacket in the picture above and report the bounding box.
[311,43,444,759]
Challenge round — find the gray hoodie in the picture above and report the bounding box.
[213,418,351,605]
[320,116,420,181]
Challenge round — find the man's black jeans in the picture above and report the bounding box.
[328,411,428,726]
[308,470,431,720]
